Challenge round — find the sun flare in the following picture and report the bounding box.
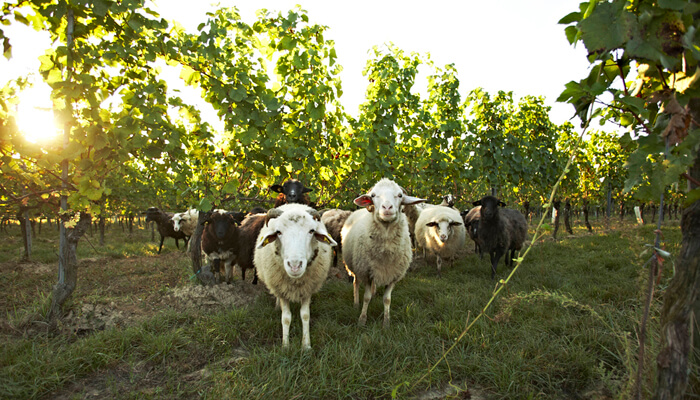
[16,86,59,144]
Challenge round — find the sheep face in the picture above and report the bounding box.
[172,213,185,232]
[354,178,425,223]
[426,219,463,244]
[227,211,246,225]
[441,194,456,207]
[474,196,506,221]
[271,179,312,204]
[144,207,161,223]
[204,212,238,240]
[258,207,336,279]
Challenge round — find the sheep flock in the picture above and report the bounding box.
[142,179,530,348]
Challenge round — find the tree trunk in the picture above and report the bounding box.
[99,216,105,246]
[654,99,700,399]
[620,200,626,222]
[19,208,32,261]
[47,212,91,326]
[190,211,216,285]
[606,181,612,219]
[654,200,700,399]
[564,198,573,235]
[583,198,593,233]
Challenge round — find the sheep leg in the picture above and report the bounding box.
[382,282,395,329]
[507,248,514,267]
[358,281,375,327]
[224,260,233,284]
[184,236,190,250]
[212,258,221,283]
[300,297,311,350]
[175,238,180,249]
[157,235,165,254]
[353,276,360,308]
[490,249,504,280]
[436,256,442,278]
[280,298,291,348]
[251,269,258,285]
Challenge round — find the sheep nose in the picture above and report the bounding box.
[440,234,447,241]
[287,260,303,273]
[382,204,393,210]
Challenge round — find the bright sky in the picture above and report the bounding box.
[2,0,592,138]
[159,0,591,126]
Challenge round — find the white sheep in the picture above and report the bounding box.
[172,208,199,236]
[415,206,466,277]
[253,204,337,350]
[320,208,353,270]
[341,178,425,328]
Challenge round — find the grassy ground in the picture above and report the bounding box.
[0,216,696,399]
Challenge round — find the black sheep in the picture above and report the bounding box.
[472,196,528,280]
[270,179,313,207]
[248,206,267,215]
[144,207,188,254]
[232,213,265,285]
[201,211,240,284]
[227,210,247,225]
[462,206,482,255]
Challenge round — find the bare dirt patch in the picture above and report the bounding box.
[162,280,266,310]
[1,251,270,337]
[1,250,357,338]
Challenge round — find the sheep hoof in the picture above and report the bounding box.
[383,319,391,329]
[358,315,367,326]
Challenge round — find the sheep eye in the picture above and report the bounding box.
[309,229,315,234]
[398,193,403,198]
[370,193,376,198]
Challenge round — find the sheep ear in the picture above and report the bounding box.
[303,187,313,193]
[314,232,337,247]
[307,209,321,221]
[354,195,373,208]
[426,221,438,227]
[472,200,481,206]
[498,201,506,207]
[258,232,279,248]
[265,208,284,226]
[401,195,426,206]
[270,184,284,193]
[449,221,463,226]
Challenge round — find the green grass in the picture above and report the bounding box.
[0,218,694,399]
